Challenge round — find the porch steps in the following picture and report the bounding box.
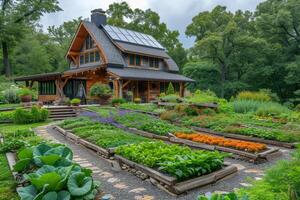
[46,106,78,121]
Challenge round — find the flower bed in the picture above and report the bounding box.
[175,132,267,153]
[115,141,237,194]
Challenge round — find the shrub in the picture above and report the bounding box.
[256,103,291,117]
[70,98,81,105]
[202,108,216,116]
[111,98,126,105]
[17,88,33,97]
[160,94,180,103]
[295,104,300,112]
[3,86,19,103]
[188,89,219,103]
[236,91,271,102]
[175,104,188,113]
[184,106,198,116]
[133,98,141,103]
[233,100,262,113]
[160,110,180,121]
[166,82,175,95]
[0,111,15,121]
[159,92,166,97]
[90,83,112,97]
[13,107,48,124]
[125,91,133,101]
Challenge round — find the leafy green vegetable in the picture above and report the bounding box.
[116,141,227,181]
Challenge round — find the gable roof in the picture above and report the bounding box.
[82,21,126,66]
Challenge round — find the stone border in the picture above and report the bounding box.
[53,125,115,158]
[192,126,296,149]
[115,154,237,195]
[169,136,281,164]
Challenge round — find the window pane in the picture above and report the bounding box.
[90,52,95,62]
[85,54,89,63]
[129,55,135,65]
[135,55,141,66]
[149,57,154,67]
[95,51,100,62]
[80,55,84,65]
[155,58,159,68]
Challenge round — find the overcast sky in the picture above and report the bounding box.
[40,0,265,48]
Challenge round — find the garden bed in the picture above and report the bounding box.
[169,134,281,163]
[53,125,115,158]
[191,126,297,149]
[115,155,237,195]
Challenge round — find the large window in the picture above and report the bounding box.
[128,54,159,68]
[85,35,94,49]
[39,81,56,95]
[79,50,101,65]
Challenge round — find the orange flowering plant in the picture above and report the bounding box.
[175,132,266,153]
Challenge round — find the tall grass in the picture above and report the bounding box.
[233,100,262,113]
[236,91,271,102]
[233,100,291,116]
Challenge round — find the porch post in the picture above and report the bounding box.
[147,81,150,103]
[119,80,123,98]
[179,82,185,97]
[113,79,119,98]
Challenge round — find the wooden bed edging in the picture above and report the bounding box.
[169,136,281,163]
[192,126,296,149]
[115,154,237,195]
[52,125,115,158]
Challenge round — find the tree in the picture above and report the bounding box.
[0,0,61,77]
[106,2,187,68]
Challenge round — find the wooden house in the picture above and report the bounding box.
[15,9,194,104]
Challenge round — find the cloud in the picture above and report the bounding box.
[40,0,265,48]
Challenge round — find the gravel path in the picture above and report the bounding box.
[34,122,292,200]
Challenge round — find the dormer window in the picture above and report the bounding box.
[149,57,159,68]
[128,54,141,66]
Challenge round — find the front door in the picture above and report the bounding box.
[63,79,87,102]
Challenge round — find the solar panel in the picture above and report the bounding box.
[104,25,165,49]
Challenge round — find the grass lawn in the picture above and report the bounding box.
[0,122,49,138]
[0,154,18,200]
[0,104,21,110]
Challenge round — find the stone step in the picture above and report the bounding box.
[49,112,77,116]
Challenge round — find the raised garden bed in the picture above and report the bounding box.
[124,127,170,141]
[192,126,297,149]
[115,155,237,195]
[169,133,281,163]
[53,125,115,158]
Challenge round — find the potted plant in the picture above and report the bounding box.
[70,98,81,106]
[18,88,33,103]
[90,83,112,105]
[134,97,141,104]
[111,98,126,107]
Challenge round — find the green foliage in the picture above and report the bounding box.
[115,112,191,135]
[160,110,181,121]
[14,144,99,200]
[236,91,271,102]
[3,86,19,103]
[0,111,14,121]
[202,108,216,116]
[17,88,33,98]
[116,141,226,181]
[160,94,180,103]
[187,89,220,103]
[111,98,126,105]
[64,118,149,148]
[13,107,49,124]
[89,83,112,97]
[166,82,175,95]
[233,100,262,113]
[119,103,157,112]
[184,106,198,116]
[198,192,248,200]
[239,147,300,199]
[0,154,19,200]
[0,138,25,153]
[256,103,291,117]
[70,98,81,105]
